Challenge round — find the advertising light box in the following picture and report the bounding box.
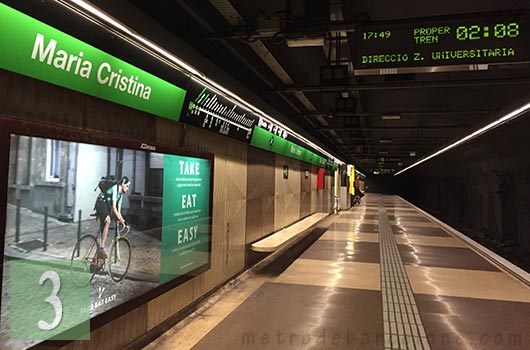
[0,117,213,350]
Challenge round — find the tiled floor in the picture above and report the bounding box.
[143,194,530,350]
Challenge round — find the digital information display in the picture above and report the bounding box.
[353,12,530,71]
[0,127,212,350]
[181,80,259,143]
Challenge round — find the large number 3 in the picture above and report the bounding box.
[38,271,63,330]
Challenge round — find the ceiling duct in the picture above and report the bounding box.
[287,0,306,18]
[335,97,357,113]
[286,36,325,47]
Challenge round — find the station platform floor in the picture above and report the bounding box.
[143,194,530,350]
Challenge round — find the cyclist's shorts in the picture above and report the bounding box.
[95,199,111,225]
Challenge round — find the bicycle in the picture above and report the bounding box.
[70,222,131,286]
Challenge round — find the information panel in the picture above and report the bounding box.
[353,12,530,70]
[180,80,259,143]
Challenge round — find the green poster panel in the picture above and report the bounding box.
[160,155,211,283]
[0,3,186,121]
[10,260,90,341]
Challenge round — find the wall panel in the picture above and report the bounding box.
[274,155,301,231]
[183,126,247,284]
[246,147,275,243]
[300,165,312,218]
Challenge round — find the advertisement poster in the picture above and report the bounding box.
[0,134,212,350]
[160,155,211,283]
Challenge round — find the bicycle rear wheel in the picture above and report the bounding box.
[70,234,100,287]
[108,237,131,284]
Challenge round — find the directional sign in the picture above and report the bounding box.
[377,157,403,163]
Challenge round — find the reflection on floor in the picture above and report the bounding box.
[143,194,530,350]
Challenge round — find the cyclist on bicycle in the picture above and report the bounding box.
[95,176,130,257]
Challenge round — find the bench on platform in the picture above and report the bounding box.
[251,213,329,253]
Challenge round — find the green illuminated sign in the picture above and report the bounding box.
[354,12,530,70]
[250,126,328,167]
[0,3,186,121]
[160,155,211,283]
[375,168,394,174]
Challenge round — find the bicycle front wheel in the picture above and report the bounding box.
[70,234,99,287]
[108,237,131,284]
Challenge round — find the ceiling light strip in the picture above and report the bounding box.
[65,0,344,163]
[395,101,530,176]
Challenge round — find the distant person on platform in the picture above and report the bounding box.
[355,177,365,198]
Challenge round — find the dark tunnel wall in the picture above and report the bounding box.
[365,174,396,194]
[397,110,530,271]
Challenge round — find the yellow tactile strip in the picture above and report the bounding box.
[379,206,431,350]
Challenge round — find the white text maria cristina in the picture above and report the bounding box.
[31,33,152,100]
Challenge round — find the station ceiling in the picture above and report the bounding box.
[128,0,530,174]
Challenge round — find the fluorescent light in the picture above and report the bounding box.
[382,114,401,120]
[59,0,345,164]
[69,0,203,77]
[380,139,393,144]
[395,100,530,176]
[286,37,325,47]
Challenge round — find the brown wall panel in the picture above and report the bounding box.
[310,166,318,213]
[274,155,301,231]
[183,126,247,283]
[0,70,85,129]
[300,164,312,218]
[146,282,196,331]
[0,70,158,142]
[145,126,248,328]
[246,147,275,243]
[316,172,334,213]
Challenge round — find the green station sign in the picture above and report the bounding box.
[250,126,332,168]
[0,2,186,121]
